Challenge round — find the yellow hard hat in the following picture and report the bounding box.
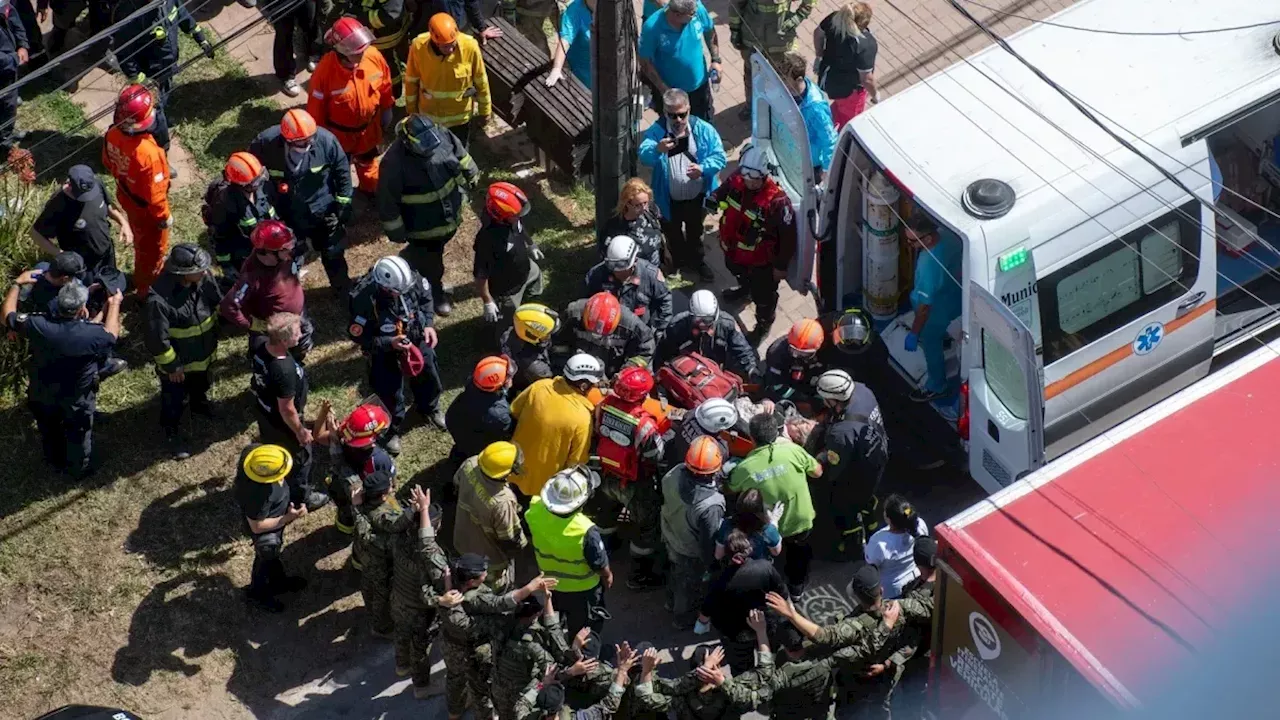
[243,444,293,484]
[513,303,560,345]
[478,441,523,479]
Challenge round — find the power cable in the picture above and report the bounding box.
[957,0,1280,37]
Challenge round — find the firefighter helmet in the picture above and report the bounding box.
[250,220,296,251]
[478,441,523,479]
[690,290,719,329]
[224,151,264,186]
[339,404,391,448]
[738,145,770,178]
[513,303,560,345]
[787,318,824,356]
[685,435,725,475]
[613,366,654,403]
[563,353,605,384]
[816,369,855,403]
[243,444,293,483]
[832,309,874,355]
[429,12,458,44]
[280,108,318,142]
[325,17,373,56]
[114,84,156,132]
[165,244,211,275]
[486,182,529,221]
[473,355,514,392]
[693,397,738,434]
[540,465,598,515]
[398,115,443,155]
[604,235,639,271]
[371,256,414,293]
[582,292,622,336]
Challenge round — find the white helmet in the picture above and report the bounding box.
[604,235,639,271]
[563,353,605,384]
[371,256,414,293]
[694,397,739,434]
[541,464,599,515]
[816,369,855,403]
[738,145,770,177]
[690,290,719,323]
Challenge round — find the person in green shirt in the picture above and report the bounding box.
[727,413,823,597]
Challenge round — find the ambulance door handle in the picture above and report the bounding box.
[1176,291,1206,317]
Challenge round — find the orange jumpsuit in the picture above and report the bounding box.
[102,127,170,295]
[307,46,394,194]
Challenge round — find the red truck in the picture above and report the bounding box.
[928,342,1280,718]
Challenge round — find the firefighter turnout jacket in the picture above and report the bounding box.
[377,127,479,243]
[556,298,656,375]
[346,271,436,353]
[145,271,222,374]
[404,32,492,128]
[248,126,354,228]
[710,174,797,271]
[114,0,208,85]
[584,259,673,332]
[656,310,758,378]
[307,47,395,157]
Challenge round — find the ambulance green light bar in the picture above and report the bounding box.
[999,247,1029,272]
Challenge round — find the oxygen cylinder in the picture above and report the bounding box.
[862,171,901,321]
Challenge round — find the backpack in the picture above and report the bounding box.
[657,353,743,410]
[200,178,230,228]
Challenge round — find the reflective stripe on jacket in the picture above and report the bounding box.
[526,497,599,592]
[403,32,491,126]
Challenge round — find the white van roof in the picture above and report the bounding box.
[850,0,1280,257]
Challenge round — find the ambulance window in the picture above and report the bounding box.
[768,110,807,196]
[1039,202,1199,364]
[983,330,1029,420]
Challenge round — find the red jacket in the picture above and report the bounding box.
[219,256,304,331]
[711,174,797,270]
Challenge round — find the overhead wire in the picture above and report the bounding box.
[956,0,1280,37]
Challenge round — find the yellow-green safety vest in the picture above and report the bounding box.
[526,497,599,593]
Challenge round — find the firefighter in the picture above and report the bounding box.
[102,85,170,297]
[249,109,355,290]
[665,396,738,472]
[219,220,314,362]
[500,302,559,397]
[759,317,826,405]
[526,465,613,635]
[378,115,479,316]
[727,0,814,119]
[346,0,412,94]
[475,182,544,343]
[112,0,216,159]
[815,368,888,559]
[656,289,757,378]
[145,244,222,458]
[588,365,665,591]
[405,13,492,148]
[308,18,395,195]
[348,255,446,455]
[556,291,655,377]
[0,0,25,157]
[444,355,515,466]
[313,402,395,536]
[707,145,798,338]
[584,235,673,335]
[207,152,276,283]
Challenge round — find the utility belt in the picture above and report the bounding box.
[327,117,373,133]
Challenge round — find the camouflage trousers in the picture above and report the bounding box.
[392,599,438,688]
[444,639,495,717]
[360,554,394,635]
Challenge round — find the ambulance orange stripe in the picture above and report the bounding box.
[1044,300,1215,400]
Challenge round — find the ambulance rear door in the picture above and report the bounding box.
[749,52,819,299]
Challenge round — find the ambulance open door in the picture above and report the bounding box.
[748,52,819,299]
[968,281,1046,494]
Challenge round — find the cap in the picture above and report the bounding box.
[361,469,393,497]
[579,630,602,660]
[778,622,806,651]
[67,165,99,200]
[515,592,546,618]
[534,684,565,714]
[849,563,881,602]
[454,553,489,578]
[913,536,938,569]
[50,251,85,278]
[689,645,712,670]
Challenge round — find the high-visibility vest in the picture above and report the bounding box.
[526,497,599,593]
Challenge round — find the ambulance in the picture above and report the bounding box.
[748,0,1280,493]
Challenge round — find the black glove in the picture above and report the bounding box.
[323,213,341,233]
[193,30,215,59]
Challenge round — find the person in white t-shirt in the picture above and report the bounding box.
[864,494,928,599]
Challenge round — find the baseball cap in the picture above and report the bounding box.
[67,165,100,201]
[453,553,489,579]
[913,536,938,569]
[50,251,86,278]
[849,563,882,603]
[361,470,393,497]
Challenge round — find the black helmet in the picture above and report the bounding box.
[398,115,442,156]
[832,309,874,355]
[166,244,212,275]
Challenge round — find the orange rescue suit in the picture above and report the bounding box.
[307,47,394,194]
[103,126,170,296]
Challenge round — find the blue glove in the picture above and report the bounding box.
[904,332,919,353]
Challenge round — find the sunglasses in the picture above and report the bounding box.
[665,110,689,120]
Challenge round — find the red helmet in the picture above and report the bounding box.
[582,292,622,336]
[114,84,155,132]
[325,17,373,56]
[486,182,529,222]
[613,366,654,403]
[787,318,825,356]
[250,220,296,251]
[280,109,318,143]
[339,404,390,448]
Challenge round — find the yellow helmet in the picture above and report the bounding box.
[243,444,293,484]
[513,303,560,345]
[478,441,523,479]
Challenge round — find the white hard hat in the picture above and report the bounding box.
[604,235,639,271]
[371,256,414,293]
[694,397,739,434]
[690,290,719,320]
[541,464,599,515]
[738,145,770,176]
[816,369,855,403]
[563,353,605,384]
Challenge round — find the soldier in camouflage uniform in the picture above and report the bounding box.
[633,609,775,719]
[391,485,450,698]
[352,469,410,637]
[767,623,841,719]
[438,555,559,720]
[514,642,638,720]
[889,537,937,719]
[493,590,577,720]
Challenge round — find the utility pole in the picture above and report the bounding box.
[592,0,637,244]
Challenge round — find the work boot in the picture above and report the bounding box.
[165,430,191,460]
[751,315,775,340]
[395,663,412,677]
[99,357,128,381]
[435,294,453,317]
[425,409,447,431]
[246,588,284,613]
[626,571,664,592]
[168,164,179,180]
[721,285,750,304]
[382,433,402,456]
[304,490,331,512]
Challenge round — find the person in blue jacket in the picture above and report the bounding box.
[777,52,837,182]
[903,213,962,405]
[637,88,726,283]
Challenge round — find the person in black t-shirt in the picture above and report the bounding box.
[235,443,310,612]
[815,2,878,129]
[30,166,132,277]
[250,312,328,510]
[474,182,543,346]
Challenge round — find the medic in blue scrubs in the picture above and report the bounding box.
[903,213,962,404]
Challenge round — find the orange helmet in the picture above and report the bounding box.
[339,404,391,448]
[473,355,514,392]
[280,108,317,143]
[613,366,654,403]
[114,84,155,132]
[251,219,296,251]
[429,13,458,44]
[486,182,529,222]
[224,152,264,186]
[685,435,725,475]
[582,292,622,336]
[787,318,824,356]
[325,17,373,56]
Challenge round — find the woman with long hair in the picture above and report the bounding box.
[697,529,789,671]
[600,177,666,268]
[864,493,929,599]
[714,488,783,561]
[814,1,878,128]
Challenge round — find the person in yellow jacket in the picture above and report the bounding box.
[404,13,492,148]
[508,353,602,499]
[527,464,613,635]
